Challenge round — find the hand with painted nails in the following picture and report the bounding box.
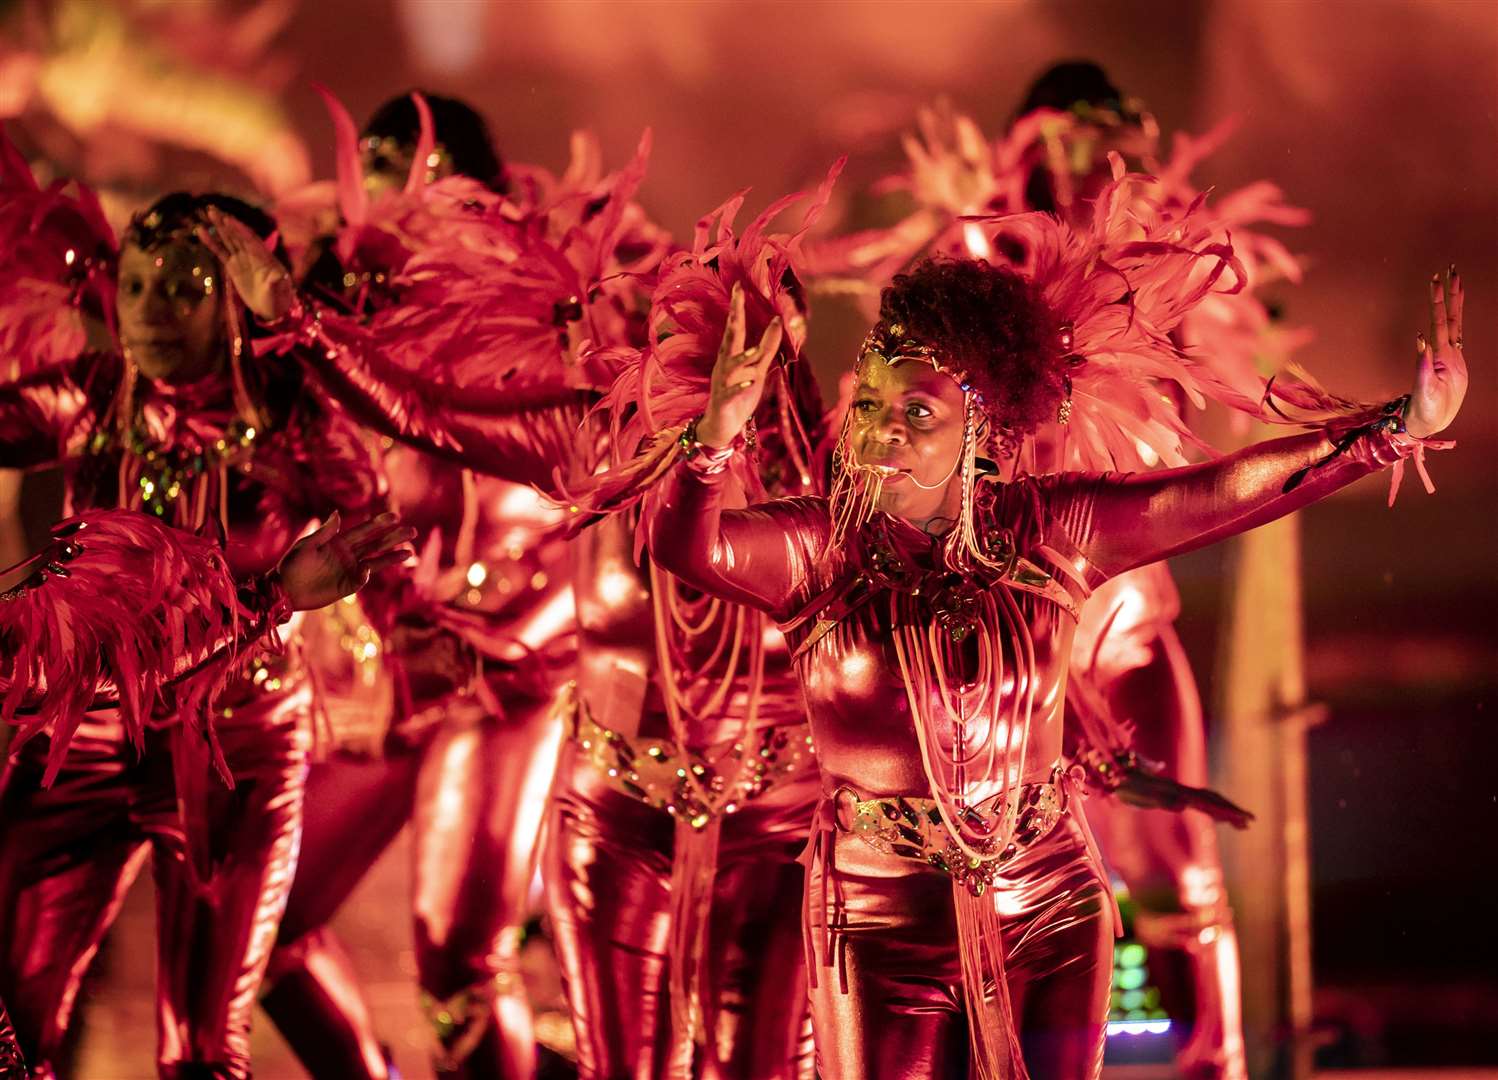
[193,206,297,323]
[696,283,784,449]
[276,511,415,610]
[1407,266,1468,438]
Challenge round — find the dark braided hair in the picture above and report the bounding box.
[877,258,1067,436]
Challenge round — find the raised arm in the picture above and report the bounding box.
[197,206,593,492]
[1077,269,1469,577]
[644,283,828,615]
[646,450,828,616]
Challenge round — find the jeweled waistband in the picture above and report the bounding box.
[830,768,1068,896]
[560,683,815,828]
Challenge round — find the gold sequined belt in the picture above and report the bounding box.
[831,768,1068,896]
[565,691,815,830]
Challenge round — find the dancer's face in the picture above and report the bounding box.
[848,354,967,530]
[116,239,226,383]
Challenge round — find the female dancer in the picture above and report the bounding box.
[219,168,834,1077]
[644,245,1465,1078]
[0,167,397,1079]
[258,91,576,1080]
[0,505,410,1080]
[811,64,1307,1075]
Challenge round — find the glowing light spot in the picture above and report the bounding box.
[597,567,639,608]
[466,562,488,588]
[1117,942,1147,969]
[64,249,76,266]
[962,222,993,260]
[838,652,872,682]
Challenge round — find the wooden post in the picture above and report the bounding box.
[1214,512,1318,1080]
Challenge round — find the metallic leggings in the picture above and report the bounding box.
[0,695,309,1080]
[543,738,817,1080]
[1088,625,1245,1080]
[806,809,1113,1079]
[260,694,563,1080]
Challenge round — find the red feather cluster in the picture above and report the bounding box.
[0,131,117,379]
[0,510,256,786]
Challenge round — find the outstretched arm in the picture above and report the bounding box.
[1078,269,1468,577]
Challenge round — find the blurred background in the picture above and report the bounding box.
[1,0,1494,1077]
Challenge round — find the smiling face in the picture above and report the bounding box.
[116,239,226,383]
[848,352,969,530]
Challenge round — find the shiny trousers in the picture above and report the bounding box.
[260,694,563,1080]
[543,739,817,1080]
[806,810,1112,1080]
[0,694,310,1080]
[1088,625,1245,1080]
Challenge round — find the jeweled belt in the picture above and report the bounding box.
[831,768,1068,896]
[564,687,815,829]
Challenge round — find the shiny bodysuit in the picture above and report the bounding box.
[299,338,819,1079]
[0,352,381,1079]
[1070,563,1247,1077]
[261,432,575,1080]
[645,422,1408,1079]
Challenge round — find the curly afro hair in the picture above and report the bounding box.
[876,257,1068,436]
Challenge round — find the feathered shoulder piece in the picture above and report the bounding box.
[0,510,268,786]
[0,128,117,379]
[567,159,844,521]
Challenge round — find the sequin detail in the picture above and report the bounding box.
[565,687,814,829]
[835,768,1067,896]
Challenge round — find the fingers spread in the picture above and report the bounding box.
[755,317,784,371]
[1429,273,1448,350]
[1448,266,1463,342]
[721,283,748,362]
[363,549,414,574]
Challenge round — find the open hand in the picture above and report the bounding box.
[1407,266,1468,438]
[195,206,297,323]
[695,284,783,449]
[277,512,415,611]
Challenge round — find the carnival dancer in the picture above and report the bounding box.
[0,142,400,1079]
[0,506,410,1080]
[643,206,1465,1079]
[258,91,579,1080]
[229,164,840,1078]
[806,60,1314,1075]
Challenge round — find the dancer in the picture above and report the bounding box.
[0,506,410,1080]
[810,61,1309,1075]
[232,166,836,1077]
[0,152,395,1079]
[259,91,575,1080]
[644,233,1465,1078]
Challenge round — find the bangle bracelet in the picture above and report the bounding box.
[680,417,735,473]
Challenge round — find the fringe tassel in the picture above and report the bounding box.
[954,884,1028,1080]
[667,814,724,1072]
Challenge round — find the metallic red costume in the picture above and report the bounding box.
[0,352,381,1080]
[645,420,1419,1078]
[295,321,821,1077]
[262,449,575,1080]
